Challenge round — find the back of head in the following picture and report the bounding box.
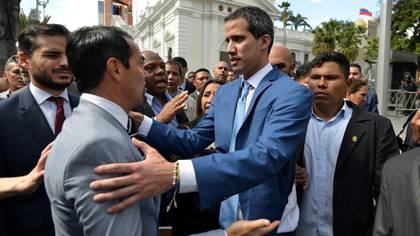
[18,23,70,56]
[225,6,274,52]
[310,52,350,79]
[66,26,133,93]
[295,63,311,81]
[172,56,187,69]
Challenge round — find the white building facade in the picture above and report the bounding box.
[135,0,314,72]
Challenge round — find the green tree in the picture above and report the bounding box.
[363,36,379,63]
[312,19,365,61]
[0,0,21,70]
[278,1,290,29]
[288,13,312,31]
[391,0,420,55]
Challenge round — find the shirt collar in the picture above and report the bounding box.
[145,92,172,106]
[240,63,273,89]
[29,82,69,105]
[80,93,129,130]
[311,100,352,122]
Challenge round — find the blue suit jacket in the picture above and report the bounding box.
[0,87,79,235]
[144,69,312,227]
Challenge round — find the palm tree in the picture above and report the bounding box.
[278,1,290,29]
[312,20,340,55]
[288,13,312,31]
[312,19,365,61]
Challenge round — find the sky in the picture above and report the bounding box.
[20,0,381,31]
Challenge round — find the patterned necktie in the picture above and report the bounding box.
[47,96,65,136]
[219,81,252,229]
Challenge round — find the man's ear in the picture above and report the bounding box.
[259,34,271,51]
[105,57,121,82]
[17,51,28,70]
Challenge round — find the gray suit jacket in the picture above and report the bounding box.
[44,99,159,236]
[373,147,420,236]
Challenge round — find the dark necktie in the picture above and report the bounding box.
[47,96,65,136]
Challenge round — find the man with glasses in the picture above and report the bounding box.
[0,56,27,98]
[269,44,295,77]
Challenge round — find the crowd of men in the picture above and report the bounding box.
[0,5,419,236]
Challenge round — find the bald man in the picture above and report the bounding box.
[269,44,295,76]
[213,61,229,81]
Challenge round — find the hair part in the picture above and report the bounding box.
[310,51,350,79]
[18,23,70,56]
[225,6,274,53]
[66,26,133,93]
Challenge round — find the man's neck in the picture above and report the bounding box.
[32,80,64,96]
[313,101,344,121]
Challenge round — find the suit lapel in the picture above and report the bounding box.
[19,88,55,146]
[335,104,370,173]
[223,80,242,140]
[68,92,80,109]
[242,69,277,127]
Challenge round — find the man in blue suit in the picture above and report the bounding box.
[91,6,312,235]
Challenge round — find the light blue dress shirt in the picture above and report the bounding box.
[145,92,179,127]
[296,101,352,236]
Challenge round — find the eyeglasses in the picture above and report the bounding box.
[273,63,287,70]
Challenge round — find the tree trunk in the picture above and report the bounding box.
[0,0,21,74]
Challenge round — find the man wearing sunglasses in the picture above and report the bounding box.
[269,44,295,77]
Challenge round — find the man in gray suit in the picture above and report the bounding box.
[44,26,159,235]
[373,110,420,235]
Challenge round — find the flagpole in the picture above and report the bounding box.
[376,0,392,115]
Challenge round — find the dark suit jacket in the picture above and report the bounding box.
[373,147,420,236]
[0,87,79,236]
[181,80,196,94]
[298,102,399,236]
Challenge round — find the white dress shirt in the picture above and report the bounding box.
[80,93,128,130]
[29,83,72,134]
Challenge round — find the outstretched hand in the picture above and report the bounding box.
[90,138,175,214]
[156,91,188,123]
[226,219,280,236]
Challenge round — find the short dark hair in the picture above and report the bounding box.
[348,79,367,93]
[18,23,70,56]
[225,6,274,52]
[295,63,311,81]
[172,56,187,69]
[310,52,350,79]
[66,26,133,93]
[195,68,210,75]
[350,63,362,73]
[166,59,182,75]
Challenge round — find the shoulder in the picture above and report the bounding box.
[383,147,420,176]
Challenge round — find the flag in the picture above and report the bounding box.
[359,8,373,17]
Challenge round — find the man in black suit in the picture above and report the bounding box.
[172,56,196,94]
[0,24,79,236]
[296,52,399,236]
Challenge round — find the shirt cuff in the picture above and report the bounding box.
[179,160,198,193]
[138,115,153,136]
